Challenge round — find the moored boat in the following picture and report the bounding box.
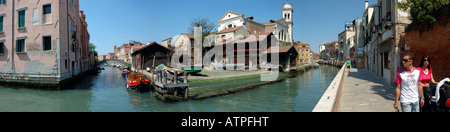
[126,72,151,92]
[314,63,320,68]
[122,69,130,77]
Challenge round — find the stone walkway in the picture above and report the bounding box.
[337,68,397,112]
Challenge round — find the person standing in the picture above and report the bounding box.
[394,53,425,112]
[346,59,351,70]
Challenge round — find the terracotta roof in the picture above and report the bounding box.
[131,42,172,55]
[217,26,244,33]
[180,34,194,39]
[263,45,298,54]
[322,40,338,45]
[214,32,273,46]
[131,46,145,50]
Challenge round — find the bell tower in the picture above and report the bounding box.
[283,2,293,42]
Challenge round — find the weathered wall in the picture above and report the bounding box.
[404,15,450,81]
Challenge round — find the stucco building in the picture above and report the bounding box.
[363,0,411,85]
[0,0,91,85]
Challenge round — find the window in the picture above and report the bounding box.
[32,8,39,25]
[386,0,391,21]
[43,4,52,24]
[288,14,290,20]
[43,5,51,14]
[69,0,73,8]
[18,10,25,28]
[0,0,5,5]
[379,2,382,23]
[278,32,281,39]
[227,24,233,28]
[69,18,75,35]
[16,39,25,53]
[43,36,51,51]
[65,59,68,69]
[0,16,3,32]
[383,52,390,69]
[0,42,4,54]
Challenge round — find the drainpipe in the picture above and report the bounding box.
[67,0,71,77]
[11,0,15,74]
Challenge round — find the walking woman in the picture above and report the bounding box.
[418,56,438,112]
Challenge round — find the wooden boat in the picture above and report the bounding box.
[181,65,203,75]
[122,69,130,77]
[126,72,151,92]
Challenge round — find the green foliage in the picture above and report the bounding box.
[397,0,450,25]
[89,43,98,56]
[282,42,292,46]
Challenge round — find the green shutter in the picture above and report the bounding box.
[16,40,19,52]
[19,10,25,28]
[0,16,3,32]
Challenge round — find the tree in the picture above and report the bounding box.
[89,43,98,56]
[397,0,449,25]
[187,17,216,37]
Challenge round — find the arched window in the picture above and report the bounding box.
[288,14,290,20]
[284,14,287,19]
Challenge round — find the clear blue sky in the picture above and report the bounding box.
[80,0,377,55]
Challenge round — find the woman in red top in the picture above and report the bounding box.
[418,56,438,112]
[418,56,438,86]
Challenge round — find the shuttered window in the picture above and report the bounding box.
[16,39,25,53]
[18,10,25,28]
[0,16,3,32]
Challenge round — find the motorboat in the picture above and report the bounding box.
[314,63,320,68]
[126,72,151,92]
[122,69,130,77]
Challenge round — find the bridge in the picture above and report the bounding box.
[97,59,131,68]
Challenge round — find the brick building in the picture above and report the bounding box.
[403,5,450,81]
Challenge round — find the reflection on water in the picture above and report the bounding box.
[0,65,339,112]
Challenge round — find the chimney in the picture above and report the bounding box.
[246,16,254,20]
[365,1,369,10]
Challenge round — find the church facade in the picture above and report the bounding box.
[216,2,294,44]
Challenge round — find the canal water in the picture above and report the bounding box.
[0,65,340,112]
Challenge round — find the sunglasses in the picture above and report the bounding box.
[402,59,412,62]
[423,59,429,62]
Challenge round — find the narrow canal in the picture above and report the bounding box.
[0,65,340,112]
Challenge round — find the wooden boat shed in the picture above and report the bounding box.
[131,42,173,71]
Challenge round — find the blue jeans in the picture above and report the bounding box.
[401,101,420,112]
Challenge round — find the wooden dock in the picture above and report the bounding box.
[149,69,189,101]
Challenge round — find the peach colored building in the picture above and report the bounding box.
[0,0,90,85]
